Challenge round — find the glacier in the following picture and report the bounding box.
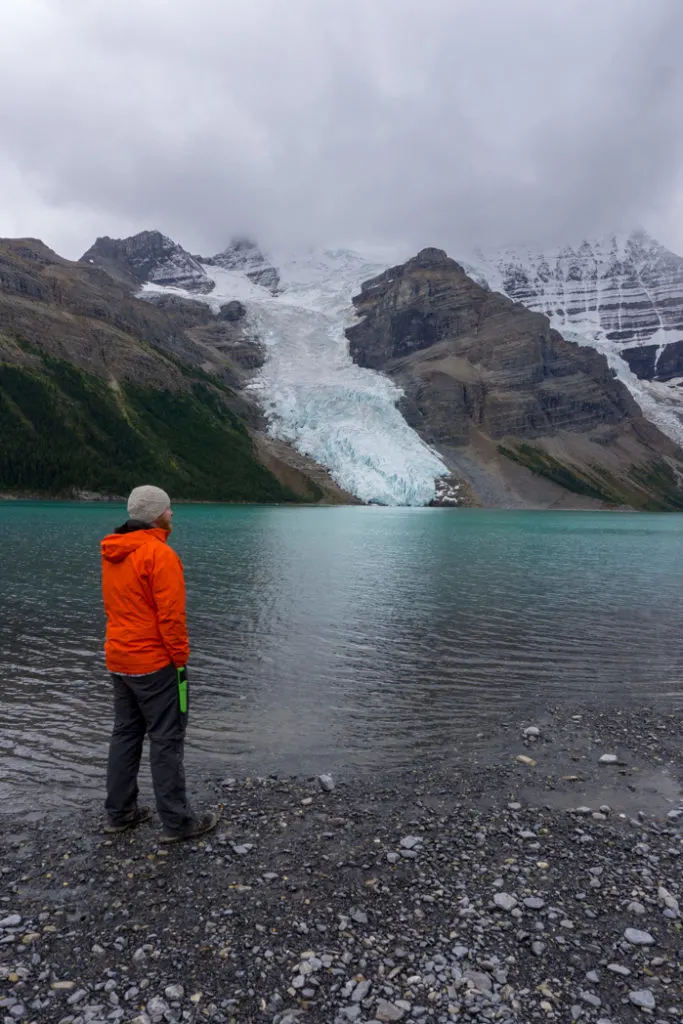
[141,247,448,506]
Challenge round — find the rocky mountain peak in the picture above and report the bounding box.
[357,248,469,307]
[223,236,260,258]
[0,239,63,303]
[80,230,214,294]
[204,237,281,293]
[410,247,461,270]
[349,250,572,378]
[2,238,65,268]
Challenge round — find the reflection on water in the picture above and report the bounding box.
[1,502,682,811]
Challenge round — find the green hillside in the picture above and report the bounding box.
[0,355,302,502]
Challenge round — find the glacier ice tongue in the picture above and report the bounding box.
[142,247,448,505]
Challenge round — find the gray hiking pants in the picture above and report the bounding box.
[105,662,193,833]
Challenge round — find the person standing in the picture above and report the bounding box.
[100,485,217,842]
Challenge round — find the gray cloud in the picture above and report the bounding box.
[1,0,682,259]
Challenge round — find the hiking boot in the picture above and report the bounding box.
[160,811,218,844]
[104,806,153,834]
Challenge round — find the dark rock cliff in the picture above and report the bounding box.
[142,293,265,377]
[347,248,683,510]
[622,339,683,383]
[348,248,638,443]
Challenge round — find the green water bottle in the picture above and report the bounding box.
[177,666,188,714]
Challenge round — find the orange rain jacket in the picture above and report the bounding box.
[101,527,190,674]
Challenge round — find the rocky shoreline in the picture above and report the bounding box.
[1,706,682,1024]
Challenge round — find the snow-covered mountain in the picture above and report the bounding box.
[203,238,281,293]
[81,226,683,505]
[466,230,683,447]
[82,231,215,293]
[82,232,284,295]
[469,230,683,380]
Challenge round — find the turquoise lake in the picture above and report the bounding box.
[1,502,682,812]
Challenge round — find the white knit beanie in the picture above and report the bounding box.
[127,485,171,525]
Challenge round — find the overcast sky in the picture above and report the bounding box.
[1,0,683,260]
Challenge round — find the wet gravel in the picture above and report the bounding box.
[1,705,682,1024]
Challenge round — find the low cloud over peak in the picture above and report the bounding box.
[1,0,682,259]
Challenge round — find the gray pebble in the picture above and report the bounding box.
[624,928,655,946]
[628,989,656,1010]
[493,893,517,912]
[146,995,169,1018]
[278,1012,308,1024]
[231,843,253,856]
[465,971,492,994]
[658,886,680,916]
[375,998,405,1022]
[607,963,631,976]
[351,980,371,1002]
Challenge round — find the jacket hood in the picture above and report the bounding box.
[114,518,154,534]
[101,526,169,563]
